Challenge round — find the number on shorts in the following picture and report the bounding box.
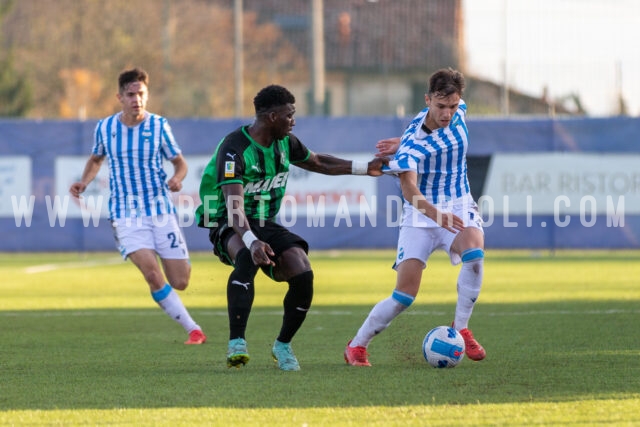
[167,232,181,248]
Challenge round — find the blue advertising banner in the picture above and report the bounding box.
[1,116,639,251]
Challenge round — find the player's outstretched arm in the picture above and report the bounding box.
[298,152,387,176]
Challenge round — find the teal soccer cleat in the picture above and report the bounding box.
[271,340,300,371]
[227,338,250,368]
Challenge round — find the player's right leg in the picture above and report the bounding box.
[345,226,433,366]
[227,338,249,368]
[225,248,259,367]
[344,274,423,366]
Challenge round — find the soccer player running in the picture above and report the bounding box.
[344,68,486,366]
[69,68,206,345]
[195,84,386,371]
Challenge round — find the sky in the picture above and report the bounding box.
[463,0,640,116]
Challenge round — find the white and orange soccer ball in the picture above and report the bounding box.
[422,326,465,368]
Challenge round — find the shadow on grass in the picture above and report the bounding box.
[0,300,638,410]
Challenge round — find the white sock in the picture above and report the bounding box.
[454,252,484,330]
[152,284,200,333]
[351,291,413,348]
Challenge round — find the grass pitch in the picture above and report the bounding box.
[0,250,639,426]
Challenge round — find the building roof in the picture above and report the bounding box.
[244,0,463,72]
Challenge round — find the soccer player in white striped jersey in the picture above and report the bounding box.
[69,68,206,345]
[345,68,486,366]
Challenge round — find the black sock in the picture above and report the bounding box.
[277,271,314,343]
[227,248,258,340]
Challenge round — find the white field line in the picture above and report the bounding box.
[24,257,123,274]
[0,308,638,318]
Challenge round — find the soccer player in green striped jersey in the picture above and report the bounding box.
[195,85,386,371]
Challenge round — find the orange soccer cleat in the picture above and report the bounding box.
[459,328,486,361]
[344,340,372,367]
[185,329,207,345]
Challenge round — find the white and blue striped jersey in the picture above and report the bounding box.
[385,100,472,225]
[92,112,181,220]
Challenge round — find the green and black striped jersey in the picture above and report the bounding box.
[196,125,311,227]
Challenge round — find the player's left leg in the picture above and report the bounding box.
[160,258,206,344]
[151,215,205,344]
[115,217,203,343]
[270,246,313,371]
[450,227,486,360]
[125,250,204,343]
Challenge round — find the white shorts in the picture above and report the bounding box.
[394,200,483,268]
[112,214,189,260]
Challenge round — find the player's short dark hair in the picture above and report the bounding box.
[253,85,296,114]
[427,68,465,98]
[118,68,149,92]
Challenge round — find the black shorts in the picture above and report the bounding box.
[208,218,309,267]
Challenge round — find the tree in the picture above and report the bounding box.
[0,0,32,116]
[58,68,103,119]
[0,55,32,116]
[1,0,308,118]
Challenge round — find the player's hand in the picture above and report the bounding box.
[69,182,87,198]
[366,157,389,176]
[434,210,466,234]
[167,177,183,192]
[249,240,276,267]
[375,137,401,158]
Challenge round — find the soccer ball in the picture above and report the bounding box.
[422,326,465,368]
